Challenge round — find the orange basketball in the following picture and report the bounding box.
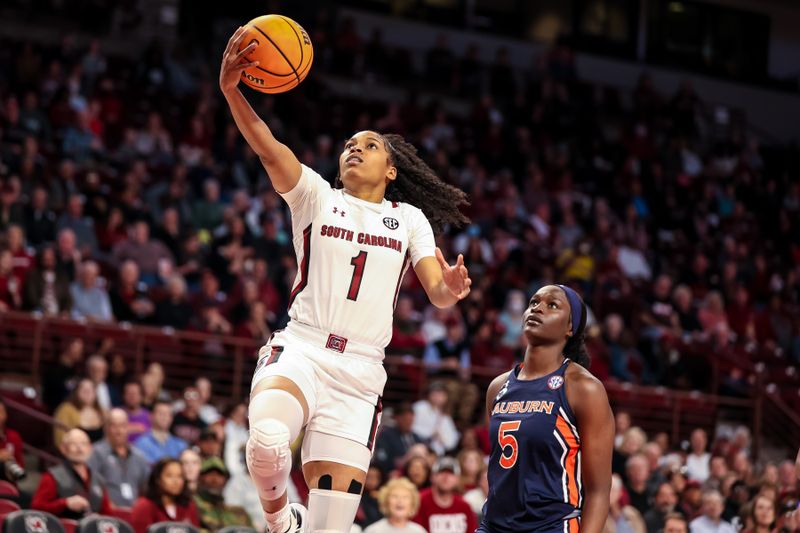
[237,15,313,94]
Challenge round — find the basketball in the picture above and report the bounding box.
[236,14,313,94]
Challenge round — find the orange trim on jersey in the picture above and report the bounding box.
[567,517,580,533]
[556,415,580,507]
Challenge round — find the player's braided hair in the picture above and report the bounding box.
[335,133,470,233]
[381,134,470,233]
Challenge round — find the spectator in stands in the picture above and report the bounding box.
[777,459,796,496]
[463,465,488,522]
[743,494,775,533]
[171,387,207,445]
[88,408,150,507]
[23,244,71,315]
[53,377,104,445]
[134,400,188,463]
[687,429,712,482]
[42,337,84,412]
[605,473,646,533]
[613,425,647,479]
[364,477,425,533]
[23,186,57,245]
[31,428,117,519]
[55,228,81,282]
[130,457,201,533]
[644,482,680,533]
[112,220,173,284]
[664,513,690,533]
[690,490,736,533]
[422,318,479,426]
[70,260,113,322]
[109,260,154,323]
[196,428,222,459]
[194,456,253,530]
[457,449,483,493]
[180,448,202,494]
[413,456,477,533]
[122,380,150,442]
[0,247,23,311]
[412,382,459,455]
[194,377,220,425]
[625,454,653,516]
[374,403,425,476]
[402,455,431,492]
[56,194,97,256]
[86,354,117,410]
[0,397,26,484]
[154,274,192,329]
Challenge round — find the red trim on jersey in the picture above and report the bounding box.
[391,201,398,208]
[367,396,383,451]
[392,251,411,309]
[288,224,313,308]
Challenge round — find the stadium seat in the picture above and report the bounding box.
[2,510,64,533]
[0,481,19,499]
[76,515,134,533]
[146,522,200,533]
[217,527,258,533]
[61,519,78,533]
[0,499,21,514]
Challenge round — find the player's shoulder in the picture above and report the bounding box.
[393,200,427,220]
[487,369,513,397]
[565,361,608,404]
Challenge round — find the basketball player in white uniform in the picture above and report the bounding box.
[221,27,472,533]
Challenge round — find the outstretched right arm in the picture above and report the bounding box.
[219,26,301,193]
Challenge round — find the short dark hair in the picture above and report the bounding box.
[145,458,192,507]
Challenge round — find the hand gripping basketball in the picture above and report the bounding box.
[220,26,259,94]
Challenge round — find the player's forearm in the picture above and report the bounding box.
[580,490,610,533]
[223,87,279,159]
[428,280,459,308]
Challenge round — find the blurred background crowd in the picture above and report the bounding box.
[0,0,799,532]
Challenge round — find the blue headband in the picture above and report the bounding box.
[556,284,584,336]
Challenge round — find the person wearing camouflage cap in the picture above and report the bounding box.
[194,456,253,532]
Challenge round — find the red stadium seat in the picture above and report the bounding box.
[0,480,19,498]
[61,519,79,533]
[0,499,21,514]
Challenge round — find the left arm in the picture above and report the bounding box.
[568,371,614,533]
[414,248,471,308]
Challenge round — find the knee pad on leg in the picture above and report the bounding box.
[246,388,305,502]
[246,418,293,501]
[307,488,361,533]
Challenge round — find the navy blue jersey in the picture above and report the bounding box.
[479,360,582,533]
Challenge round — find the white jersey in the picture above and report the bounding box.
[279,164,435,351]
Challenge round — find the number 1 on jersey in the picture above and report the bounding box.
[498,420,521,469]
[347,251,368,301]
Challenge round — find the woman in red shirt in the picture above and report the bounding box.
[131,458,200,533]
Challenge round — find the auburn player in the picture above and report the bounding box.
[481,285,614,533]
[220,27,472,533]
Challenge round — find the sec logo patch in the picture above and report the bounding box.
[548,376,564,390]
[383,217,399,230]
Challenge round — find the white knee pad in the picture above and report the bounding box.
[307,489,361,533]
[246,389,305,501]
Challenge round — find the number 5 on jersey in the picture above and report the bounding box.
[498,420,521,469]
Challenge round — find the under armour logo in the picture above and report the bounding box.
[333,207,346,217]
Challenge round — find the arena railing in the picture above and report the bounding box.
[0,311,794,460]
